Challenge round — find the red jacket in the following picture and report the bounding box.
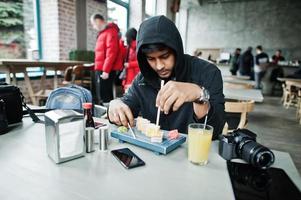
[122,40,140,90]
[94,23,123,73]
[118,39,127,67]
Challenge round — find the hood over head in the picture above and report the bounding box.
[137,15,187,87]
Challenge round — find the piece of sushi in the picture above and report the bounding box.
[145,123,160,137]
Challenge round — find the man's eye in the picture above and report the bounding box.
[147,57,154,61]
[162,54,170,59]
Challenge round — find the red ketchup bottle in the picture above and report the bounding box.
[82,103,95,128]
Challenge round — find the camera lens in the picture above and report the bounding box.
[254,149,275,169]
[239,140,275,169]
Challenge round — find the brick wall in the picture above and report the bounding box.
[41,0,77,60]
[40,0,60,60]
[58,0,77,60]
[41,0,106,59]
[86,0,107,51]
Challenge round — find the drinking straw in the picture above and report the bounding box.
[203,105,210,132]
[156,80,165,126]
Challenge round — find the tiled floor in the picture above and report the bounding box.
[247,96,301,174]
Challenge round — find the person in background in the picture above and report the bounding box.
[115,32,127,87]
[108,16,225,140]
[254,45,269,89]
[195,50,202,59]
[272,49,285,64]
[122,28,140,92]
[90,14,122,105]
[207,54,216,63]
[238,47,254,79]
[229,48,241,75]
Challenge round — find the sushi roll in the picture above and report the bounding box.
[136,117,150,133]
[145,123,160,137]
[151,131,163,143]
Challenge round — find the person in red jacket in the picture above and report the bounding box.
[122,28,140,92]
[90,14,122,105]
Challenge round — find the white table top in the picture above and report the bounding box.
[224,88,264,102]
[0,117,300,200]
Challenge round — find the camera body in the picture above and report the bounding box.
[0,99,8,134]
[219,129,275,169]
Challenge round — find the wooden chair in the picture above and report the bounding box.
[223,100,255,134]
[71,65,92,89]
[282,83,298,108]
[297,89,301,124]
[61,66,74,85]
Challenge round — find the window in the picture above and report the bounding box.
[0,0,40,59]
[107,0,129,36]
[0,0,44,79]
[145,0,157,18]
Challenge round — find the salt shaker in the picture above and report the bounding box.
[85,127,95,153]
[99,125,109,151]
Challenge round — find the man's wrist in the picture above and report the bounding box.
[194,85,210,104]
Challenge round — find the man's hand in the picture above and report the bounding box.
[124,62,129,68]
[156,81,201,114]
[108,99,134,127]
[101,72,109,80]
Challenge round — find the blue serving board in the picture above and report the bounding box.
[110,127,186,155]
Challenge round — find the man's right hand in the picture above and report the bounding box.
[108,99,134,127]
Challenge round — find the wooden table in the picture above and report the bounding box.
[0,59,86,105]
[224,88,264,102]
[223,78,256,87]
[223,75,251,80]
[277,77,301,83]
[286,80,301,88]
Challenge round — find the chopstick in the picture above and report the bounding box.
[128,123,136,139]
[156,80,165,126]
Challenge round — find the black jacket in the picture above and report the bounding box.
[121,16,225,139]
[239,50,254,76]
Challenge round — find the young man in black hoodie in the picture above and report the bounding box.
[108,16,225,140]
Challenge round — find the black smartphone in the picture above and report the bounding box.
[111,148,145,169]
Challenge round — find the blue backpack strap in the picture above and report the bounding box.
[70,85,91,103]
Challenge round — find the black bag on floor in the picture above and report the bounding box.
[0,83,41,135]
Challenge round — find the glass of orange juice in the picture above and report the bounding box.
[188,123,213,165]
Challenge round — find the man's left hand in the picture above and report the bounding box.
[101,72,109,80]
[156,81,201,114]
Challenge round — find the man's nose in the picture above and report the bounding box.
[156,59,164,70]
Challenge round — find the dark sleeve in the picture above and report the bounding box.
[266,53,270,63]
[120,75,141,117]
[194,69,225,140]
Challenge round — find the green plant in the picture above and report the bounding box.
[69,50,95,62]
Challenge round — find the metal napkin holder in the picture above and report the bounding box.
[44,110,85,164]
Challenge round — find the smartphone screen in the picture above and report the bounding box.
[111,148,145,169]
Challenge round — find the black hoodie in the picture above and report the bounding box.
[121,16,225,139]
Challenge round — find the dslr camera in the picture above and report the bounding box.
[219,129,275,169]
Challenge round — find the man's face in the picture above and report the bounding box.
[145,49,175,79]
[276,51,281,57]
[91,18,105,31]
